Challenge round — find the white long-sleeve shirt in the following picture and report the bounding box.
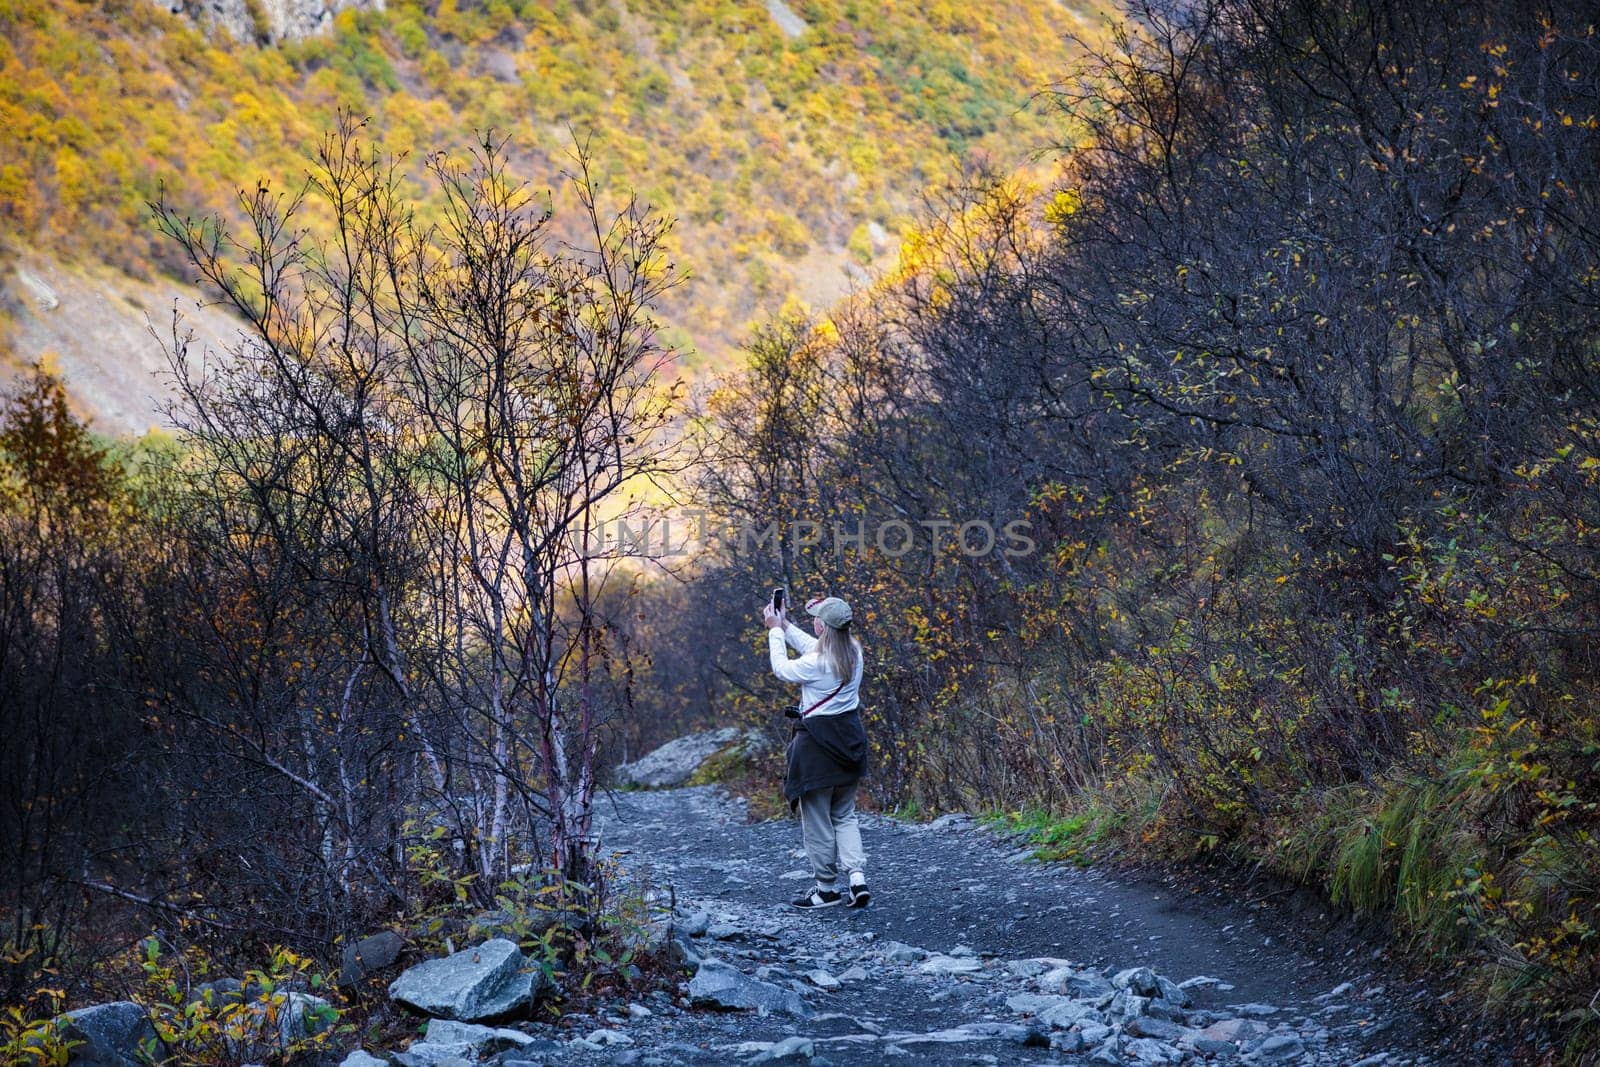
[768,620,862,717]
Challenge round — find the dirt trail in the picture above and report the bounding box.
[560,785,1478,1067]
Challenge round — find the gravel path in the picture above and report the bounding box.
[532,785,1471,1067]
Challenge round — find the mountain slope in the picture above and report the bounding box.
[0,0,1107,433]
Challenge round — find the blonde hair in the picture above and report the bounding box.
[817,622,861,684]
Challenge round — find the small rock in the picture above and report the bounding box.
[1113,966,1161,997]
[917,954,982,975]
[1231,1003,1280,1017]
[688,959,809,1017]
[1125,1015,1187,1041]
[884,941,924,963]
[1194,1018,1261,1045]
[1124,1036,1180,1064]
[585,1028,633,1047]
[1039,966,1114,999]
[676,910,711,938]
[1089,1037,1124,1064]
[626,1002,652,1019]
[1078,1021,1114,1044]
[1252,1033,1306,1061]
[1005,992,1067,1015]
[1050,1030,1086,1053]
[1004,958,1052,978]
[1154,976,1190,1007]
[339,1052,390,1067]
[749,1035,815,1062]
[1110,992,1150,1019]
[1193,1037,1241,1058]
[805,969,841,990]
[1039,999,1101,1029]
[837,965,869,982]
[422,1019,533,1054]
[340,930,406,986]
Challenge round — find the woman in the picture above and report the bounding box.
[762,593,870,909]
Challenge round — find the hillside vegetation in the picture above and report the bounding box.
[633,0,1600,1057]
[0,0,1105,375]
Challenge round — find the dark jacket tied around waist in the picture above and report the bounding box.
[784,709,867,807]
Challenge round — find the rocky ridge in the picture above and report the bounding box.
[153,0,383,42]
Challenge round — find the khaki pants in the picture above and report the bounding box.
[798,782,865,888]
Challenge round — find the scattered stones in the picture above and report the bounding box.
[328,785,1434,1064]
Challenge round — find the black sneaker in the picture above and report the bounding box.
[847,874,871,908]
[791,887,844,910]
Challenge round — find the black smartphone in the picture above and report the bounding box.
[772,586,784,612]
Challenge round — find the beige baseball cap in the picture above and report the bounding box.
[804,595,852,629]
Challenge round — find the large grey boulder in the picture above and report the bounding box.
[45,1002,158,1067]
[614,728,747,788]
[688,959,809,1017]
[388,938,541,1022]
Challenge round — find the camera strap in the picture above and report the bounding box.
[800,679,846,719]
